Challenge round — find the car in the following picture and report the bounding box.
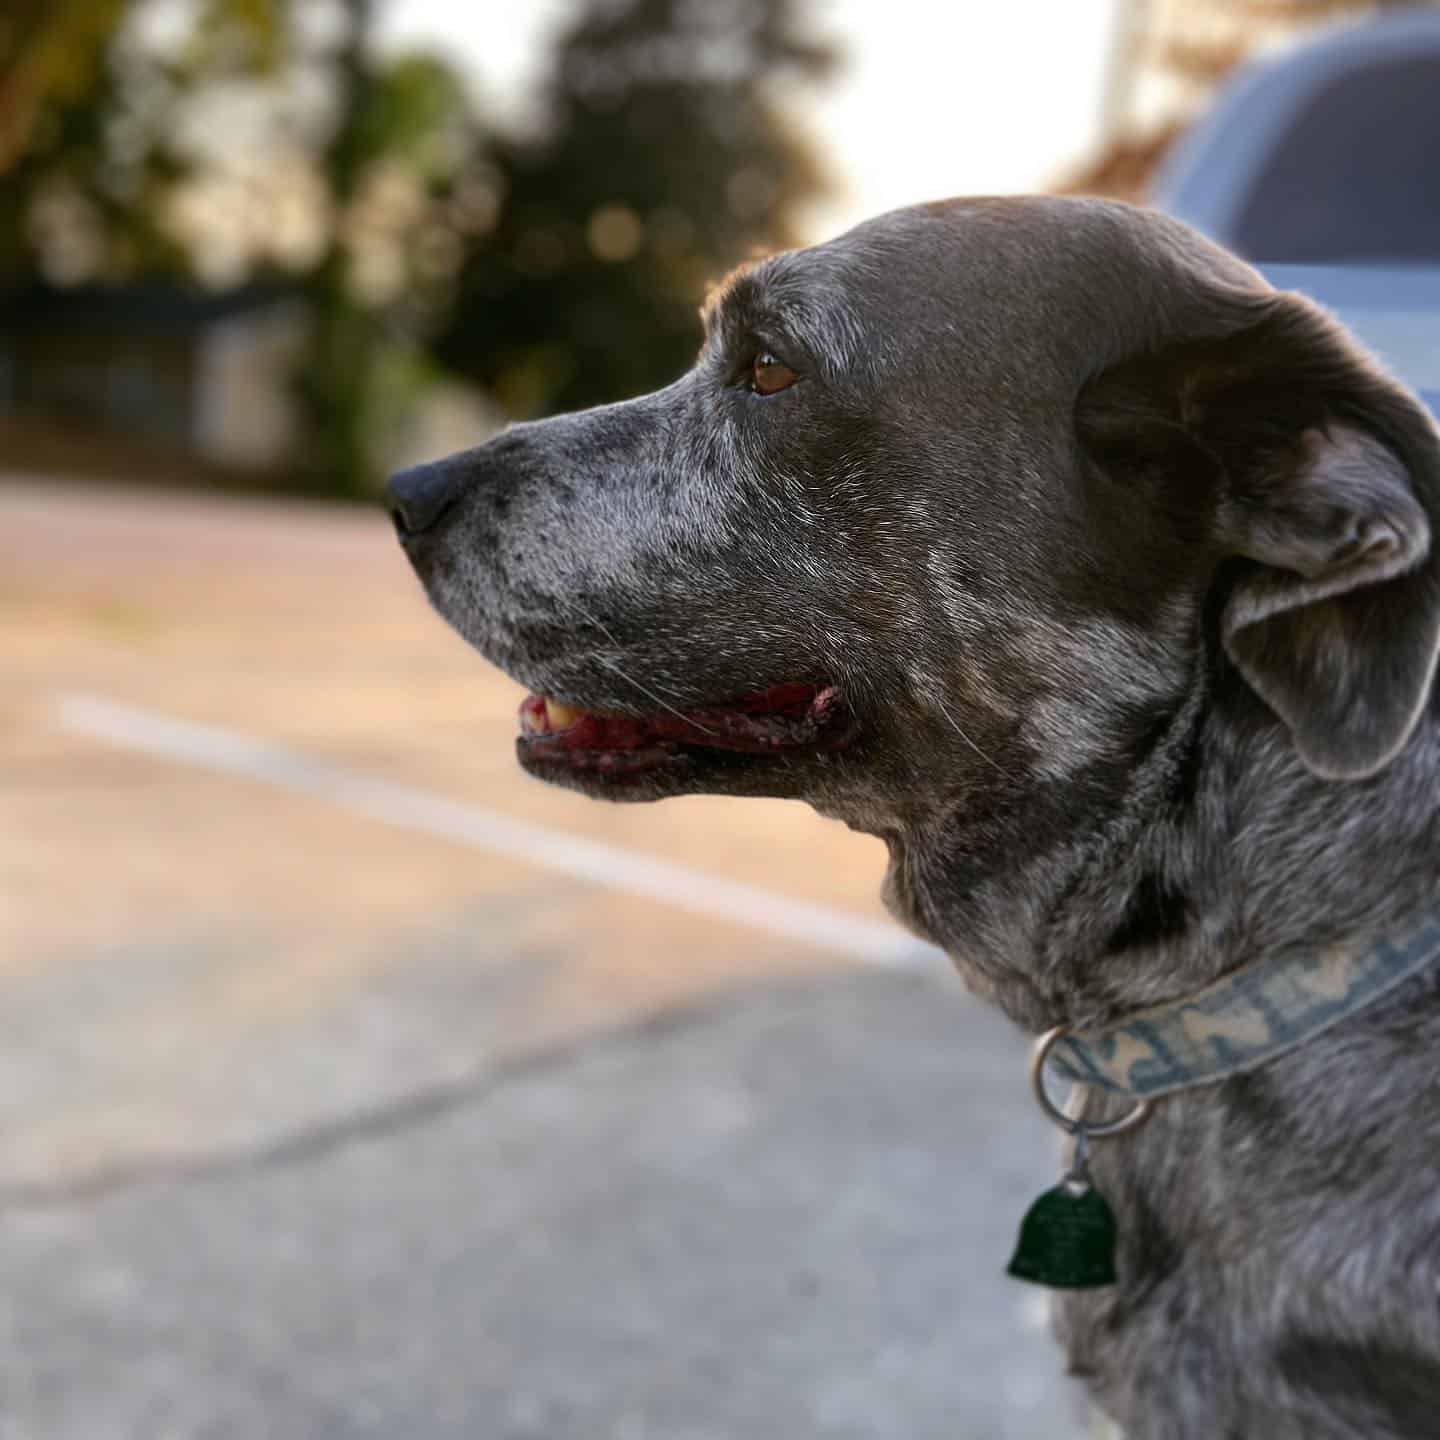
[1153,7,1440,418]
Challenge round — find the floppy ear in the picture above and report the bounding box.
[1079,291,1440,780]
[1218,420,1434,779]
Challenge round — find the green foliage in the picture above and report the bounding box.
[290,0,478,497]
[184,0,288,74]
[432,0,836,418]
[0,0,286,283]
[0,0,837,497]
[355,54,471,181]
[0,0,131,174]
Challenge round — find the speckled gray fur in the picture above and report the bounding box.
[396,197,1440,1439]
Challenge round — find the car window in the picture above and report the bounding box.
[1262,264,1440,415]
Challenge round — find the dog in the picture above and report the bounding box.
[388,196,1440,1439]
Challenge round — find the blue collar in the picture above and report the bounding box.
[1048,913,1440,1099]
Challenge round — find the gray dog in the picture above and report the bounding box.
[388,197,1440,1439]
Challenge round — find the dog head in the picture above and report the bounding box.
[391,197,1440,1009]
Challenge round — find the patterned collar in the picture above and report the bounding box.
[1048,912,1440,1099]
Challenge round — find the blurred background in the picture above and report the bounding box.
[4,2,1440,1436]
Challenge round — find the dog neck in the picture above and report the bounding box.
[886,673,1440,1035]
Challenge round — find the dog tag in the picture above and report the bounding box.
[1006,1156,1118,1290]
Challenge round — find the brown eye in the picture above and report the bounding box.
[751,351,797,395]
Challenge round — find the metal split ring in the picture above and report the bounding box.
[1029,1024,1152,1138]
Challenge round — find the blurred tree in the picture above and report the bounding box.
[2,0,840,490]
[432,0,837,418]
[1,0,137,179]
[288,0,378,495]
[0,0,475,497]
[291,4,475,495]
[0,0,289,280]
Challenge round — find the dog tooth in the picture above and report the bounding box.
[545,699,583,729]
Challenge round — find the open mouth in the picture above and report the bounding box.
[516,681,853,781]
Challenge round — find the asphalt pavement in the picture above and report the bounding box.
[0,479,1090,1438]
[0,967,1087,1439]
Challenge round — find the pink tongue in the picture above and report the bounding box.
[526,683,845,754]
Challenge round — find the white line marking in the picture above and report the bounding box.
[57,694,944,970]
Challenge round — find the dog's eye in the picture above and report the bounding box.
[751,352,797,396]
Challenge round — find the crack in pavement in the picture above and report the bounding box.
[0,992,754,1213]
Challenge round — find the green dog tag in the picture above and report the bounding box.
[1006,1167,1118,1289]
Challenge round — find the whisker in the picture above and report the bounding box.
[933,696,1006,774]
[561,596,720,738]
[562,596,622,647]
[594,656,721,737]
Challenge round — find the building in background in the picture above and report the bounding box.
[0,282,300,471]
[0,280,499,487]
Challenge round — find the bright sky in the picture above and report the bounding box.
[377,0,1121,243]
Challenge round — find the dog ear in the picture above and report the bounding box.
[1218,419,1434,780]
[1079,291,1440,780]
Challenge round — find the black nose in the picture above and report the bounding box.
[386,460,459,537]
